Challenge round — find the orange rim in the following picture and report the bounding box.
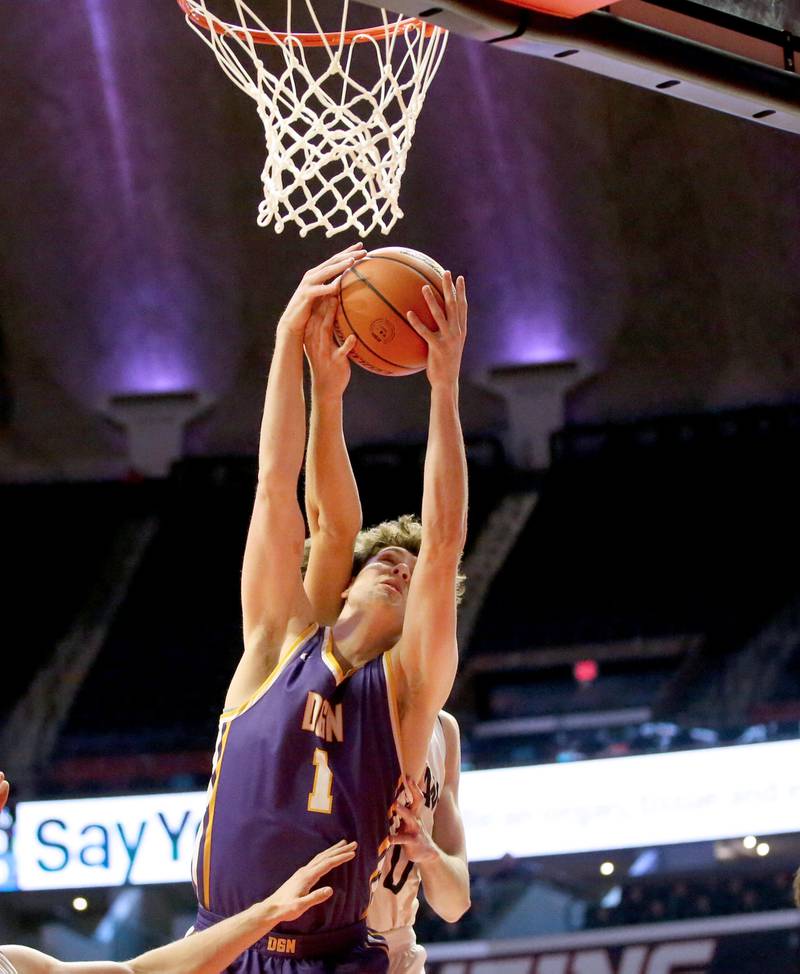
[176,0,437,46]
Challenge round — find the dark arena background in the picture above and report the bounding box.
[1,1,800,972]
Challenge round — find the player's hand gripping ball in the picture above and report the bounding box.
[334,247,445,377]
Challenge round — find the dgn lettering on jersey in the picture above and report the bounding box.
[266,936,296,955]
[301,692,344,743]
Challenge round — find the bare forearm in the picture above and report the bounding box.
[306,390,361,538]
[422,382,468,549]
[418,849,471,923]
[258,328,306,488]
[129,901,280,974]
[0,904,279,974]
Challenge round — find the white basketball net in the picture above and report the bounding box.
[180,0,448,237]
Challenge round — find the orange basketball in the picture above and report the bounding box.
[334,246,446,377]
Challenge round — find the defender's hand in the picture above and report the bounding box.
[0,772,8,813]
[406,271,467,388]
[278,245,366,339]
[264,840,357,923]
[389,777,439,864]
[304,296,356,400]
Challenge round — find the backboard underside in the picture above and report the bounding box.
[358,0,800,133]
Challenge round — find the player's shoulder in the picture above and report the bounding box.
[433,711,464,795]
[437,710,462,755]
[438,709,460,734]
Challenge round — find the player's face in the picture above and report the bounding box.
[349,546,417,611]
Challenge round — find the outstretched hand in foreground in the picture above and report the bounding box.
[268,840,357,923]
[0,835,358,974]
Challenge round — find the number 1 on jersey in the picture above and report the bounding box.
[308,747,334,814]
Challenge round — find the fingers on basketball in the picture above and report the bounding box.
[307,247,367,289]
[410,286,446,334]
[322,243,366,271]
[304,266,350,295]
[406,308,437,340]
[308,305,325,341]
[338,334,356,358]
[321,296,339,334]
[444,271,465,329]
[455,275,468,330]
[440,269,455,313]
[338,242,365,256]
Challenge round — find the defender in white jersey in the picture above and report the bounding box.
[368,712,470,974]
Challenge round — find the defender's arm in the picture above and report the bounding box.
[303,299,362,625]
[1,843,356,974]
[417,712,470,922]
[388,712,470,922]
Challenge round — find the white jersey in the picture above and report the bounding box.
[0,952,17,974]
[368,716,447,934]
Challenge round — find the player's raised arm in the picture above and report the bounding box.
[1,842,357,974]
[394,272,468,775]
[303,297,362,625]
[233,245,365,709]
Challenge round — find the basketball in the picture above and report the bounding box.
[334,247,446,377]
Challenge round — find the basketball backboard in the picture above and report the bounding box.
[357,0,800,133]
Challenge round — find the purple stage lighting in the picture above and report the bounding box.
[118,348,196,397]
[500,313,572,367]
[90,279,206,400]
[83,0,135,211]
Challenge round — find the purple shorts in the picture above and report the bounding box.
[193,907,389,974]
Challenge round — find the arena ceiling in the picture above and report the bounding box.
[0,1,798,478]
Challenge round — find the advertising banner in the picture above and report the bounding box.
[13,791,206,890]
[458,738,800,861]
[4,738,800,889]
[426,911,800,974]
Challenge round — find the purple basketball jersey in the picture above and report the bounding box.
[192,624,403,935]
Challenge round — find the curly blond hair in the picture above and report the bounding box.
[303,514,466,604]
[352,515,466,604]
